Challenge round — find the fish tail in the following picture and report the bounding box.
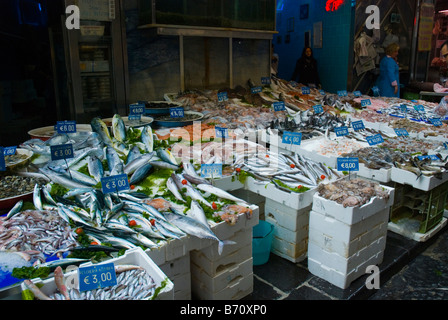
[218,240,237,255]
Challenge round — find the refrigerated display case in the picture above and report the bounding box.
[63,0,128,124]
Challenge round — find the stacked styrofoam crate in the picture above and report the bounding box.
[158,253,192,300]
[308,185,394,289]
[265,198,311,263]
[190,206,259,300]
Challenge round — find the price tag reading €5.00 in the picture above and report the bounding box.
[201,163,223,179]
[282,131,302,145]
[0,147,5,171]
[337,157,359,172]
[79,263,117,292]
[56,121,77,134]
[366,134,384,146]
[334,126,349,137]
[170,107,184,118]
[50,144,74,161]
[352,120,365,131]
[101,174,130,194]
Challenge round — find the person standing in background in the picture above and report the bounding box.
[375,43,400,97]
[271,44,279,76]
[291,46,321,88]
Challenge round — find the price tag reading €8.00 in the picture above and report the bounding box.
[129,103,145,116]
[201,163,222,179]
[50,144,74,161]
[337,157,359,172]
[79,263,117,292]
[56,120,77,134]
[101,174,130,194]
[282,131,302,145]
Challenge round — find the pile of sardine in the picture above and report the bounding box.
[23,265,159,300]
[317,178,390,208]
[234,151,342,191]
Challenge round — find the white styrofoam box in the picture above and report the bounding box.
[308,236,386,275]
[145,243,167,265]
[22,247,174,300]
[159,254,191,300]
[265,198,311,232]
[388,217,448,242]
[260,128,323,151]
[309,208,389,258]
[312,185,394,225]
[169,272,192,300]
[390,167,448,191]
[191,258,253,300]
[245,176,317,209]
[308,249,384,289]
[230,188,266,205]
[266,215,308,245]
[270,235,308,263]
[357,163,391,183]
[211,174,244,191]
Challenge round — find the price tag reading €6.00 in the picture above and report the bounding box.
[282,131,302,145]
[337,157,359,172]
[170,107,184,118]
[79,263,117,292]
[351,120,365,131]
[50,144,74,161]
[201,163,222,179]
[366,134,384,146]
[101,174,130,194]
[334,126,349,137]
[0,147,5,171]
[56,120,77,134]
[217,91,228,102]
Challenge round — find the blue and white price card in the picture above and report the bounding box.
[0,147,5,171]
[261,77,271,85]
[201,163,222,179]
[56,120,77,134]
[282,131,302,145]
[170,107,184,118]
[215,126,228,138]
[353,91,362,97]
[443,142,448,150]
[217,91,228,102]
[394,128,409,137]
[79,263,117,292]
[273,101,286,111]
[430,118,443,127]
[337,90,348,97]
[290,81,298,87]
[129,103,145,116]
[312,104,324,114]
[417,155,440,161]
[360,99,371,107]
[399,104,408,113]
[302,87,310,94]
[352,120,365,131]
[101,174,130,194]
[128,114,141,121]
[337,157,359,172]
[372,86,380,96]
[334,126,349,137]
[3,146,17,156]
[251,86,262,94]
[50,144,74,161]
[366,134,384,146]
[414,105,425,113]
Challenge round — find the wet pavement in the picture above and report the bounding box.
[243,223,448,300]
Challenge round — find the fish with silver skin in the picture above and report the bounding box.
[112,114,127,142]
[91,117,113,146]
[141,125,154,153]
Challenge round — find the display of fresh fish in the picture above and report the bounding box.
[88,155,104,182]
[112,114,127,142]
[5,200,23,220]
[91,117,113,146]
[141,125,154,152]
[196,184,248,204]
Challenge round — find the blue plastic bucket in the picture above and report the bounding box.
[252,220,274,266]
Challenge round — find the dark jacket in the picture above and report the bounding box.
[291,55,320,87]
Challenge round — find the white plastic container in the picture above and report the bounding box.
[390,167,448,191]
[357,163,391,183]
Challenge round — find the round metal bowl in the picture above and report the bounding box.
[5,149,34,171]
[28,124,92,141]
[144,101,184,116]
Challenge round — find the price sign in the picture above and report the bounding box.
[366,134,384,146]
[50,144,74,161]
[170,107,184,118]
[417,155,440,161]
[334,126,349,137]
[101,174,130,194]
[352,120,365,131]
[337,157,359,172]
[251,86,262,94]
[360,99,372,107]
[430,118,442,127]
[353,91,362,97]
[312,104,324,114]
[394,128,409,137]
[399,104,408,113]
[201,163,222,179]
[215,127,228,138]
[319,89,326,95]
[372,86,380,97]
[129,103,145,116]
[217,91,228,102]
[414,105,425,113]
[261,77,271,85]
[302,87,310,94]
[273,101,286,111]
[0,147,5,171]
[337,90,348,97]
[282,131,302,145]
[128,114,141,121]
[56,121,77,134]
[290,81,298,87]
[3,146,17,156]
[79,263,117,292]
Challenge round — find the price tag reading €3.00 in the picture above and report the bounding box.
[201,163,223,179]
[282,131,302,145]
[50,144,74,161]
[79,263,117,292]
[337,157,359,172]
[101,174,130,194]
